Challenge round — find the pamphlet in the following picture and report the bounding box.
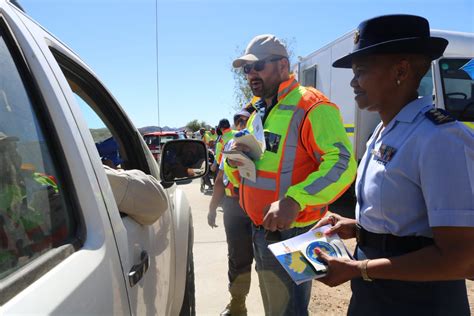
[222,115,265,182]
[221,150,256,183]
[299,232,351,273]
[267,225,351,284]
[233,134,265,161]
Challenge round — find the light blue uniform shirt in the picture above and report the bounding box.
[356,96,474,237]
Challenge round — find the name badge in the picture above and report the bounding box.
[264,131,281,153]
[371,144,397,165]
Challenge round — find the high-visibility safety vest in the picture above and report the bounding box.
[239,75,357,227]
[215,128,236,166]
[208,133,218,142]
[202,132,210,146]
[223,159,240,197]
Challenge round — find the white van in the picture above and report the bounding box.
[294,29,474,160]
[0,1,204,314]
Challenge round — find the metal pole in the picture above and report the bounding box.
[155,0,161,131]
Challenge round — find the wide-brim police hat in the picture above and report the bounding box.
[333,14,449,68]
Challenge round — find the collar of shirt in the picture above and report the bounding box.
[255,97,277,124]
[395,95,433,123]
[382,95,433,136]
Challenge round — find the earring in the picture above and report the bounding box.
[396,79,401,86]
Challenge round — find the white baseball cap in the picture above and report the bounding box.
[233,34,288,68]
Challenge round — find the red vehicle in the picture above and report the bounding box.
[143,131,185,160]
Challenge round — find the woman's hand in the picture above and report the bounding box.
[314,248,361,287]
[312,213,357,239]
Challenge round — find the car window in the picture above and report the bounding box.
[51,49,143,171]
[50,49,151,178]
[73,93,125,168]
[0,22,76,282]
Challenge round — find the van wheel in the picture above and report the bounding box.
[179,217,195,316]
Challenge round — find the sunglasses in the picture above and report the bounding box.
[243,57,284,74]
[235,117,248,126]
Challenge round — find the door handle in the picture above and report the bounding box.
[128,250,150,287]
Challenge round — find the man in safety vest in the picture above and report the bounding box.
[208,109,254,316]
[199,127,209,146]
[208,127,218,149]
[211,119,235,174]
[230,34,357,315]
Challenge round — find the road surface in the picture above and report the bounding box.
[180,180,264,315]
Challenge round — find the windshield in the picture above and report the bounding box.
[144,135,160,146]
[439,58,474,122]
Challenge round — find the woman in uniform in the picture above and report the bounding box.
[313,14,474,315]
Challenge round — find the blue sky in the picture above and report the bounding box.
[19,0,474,129]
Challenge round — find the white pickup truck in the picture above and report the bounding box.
[0,1,204,314]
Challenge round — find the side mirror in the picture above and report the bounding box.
[160,139,208,183]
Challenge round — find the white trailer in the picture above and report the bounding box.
[294,29,474,161]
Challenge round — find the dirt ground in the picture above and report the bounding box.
[308,238,474,315]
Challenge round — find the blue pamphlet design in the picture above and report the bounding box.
[306,241,337,265]
[268,224,351,284]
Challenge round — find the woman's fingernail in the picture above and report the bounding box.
[314,248,321,255]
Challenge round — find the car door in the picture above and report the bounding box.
[24,13,176,316]
[0,3,130,314]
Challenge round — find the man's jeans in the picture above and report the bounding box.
[222,197,254,299]
[252,225,312,316]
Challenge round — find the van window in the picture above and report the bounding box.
[418,68,434,98]
[302,65,317,88]
[0,24,76,281]
[440,58,474,122]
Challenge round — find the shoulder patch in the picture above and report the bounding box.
[424,108,455,125]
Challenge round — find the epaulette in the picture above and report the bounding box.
[424,108,455,125]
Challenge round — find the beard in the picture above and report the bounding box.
[250,78,280,99]
[249,67,281,99]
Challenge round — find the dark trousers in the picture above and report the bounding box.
[348,244,470,316]
[222,196,254,298]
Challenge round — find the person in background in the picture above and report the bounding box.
[208,127,218,149]
[313,14,474,315]
[199,127,208,146]
[230,34,357,315]
[0,132,65,272]
[208,109,253,316]
[212,119,235,174]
